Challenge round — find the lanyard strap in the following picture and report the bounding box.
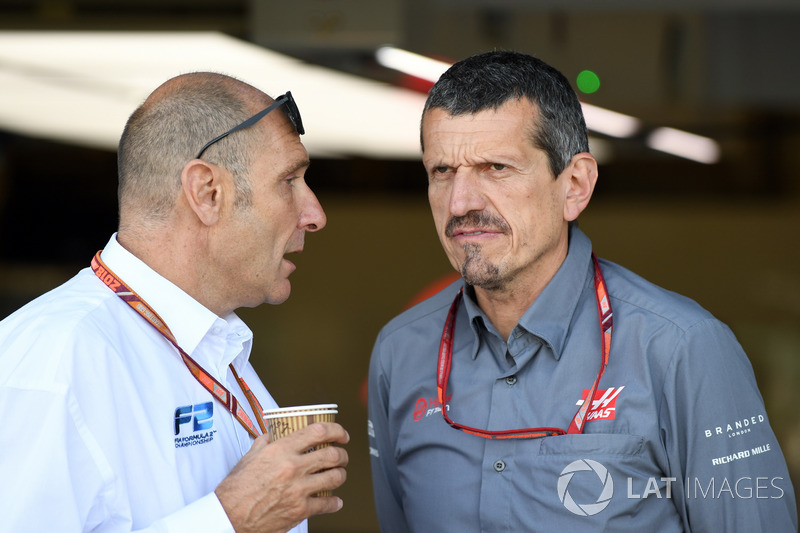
[436,252,613,438]
[91,252,267,439]
[567,252,613,434]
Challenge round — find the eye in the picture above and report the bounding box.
[489,163,507,171]
[429,165,452,179]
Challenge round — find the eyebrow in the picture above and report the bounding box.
[276,157,311,178]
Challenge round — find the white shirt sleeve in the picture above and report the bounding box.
[0,383,237,533]
[0,379,307,533]
[147,494,234,533]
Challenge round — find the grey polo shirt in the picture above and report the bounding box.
[368,225,797,532]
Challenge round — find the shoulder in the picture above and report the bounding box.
[0,269,128,386]
[595,259,755,409]
[1,268,118,330]
[377,277,463,342]
[370,278,462,382]
[372,276,464,369]
[598,258,718,333]
[596,257,751,378]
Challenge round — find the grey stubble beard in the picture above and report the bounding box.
[460,243,505,292]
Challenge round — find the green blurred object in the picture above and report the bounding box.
[577,69,601,94]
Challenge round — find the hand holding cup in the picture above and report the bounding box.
[215,407,348,533]
[263,404,339,496]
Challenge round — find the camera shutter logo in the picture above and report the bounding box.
[557,459,614,516]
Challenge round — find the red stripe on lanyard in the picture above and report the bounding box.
[566,253,613,434]
[436,252,613,439]
[91,251,267,439]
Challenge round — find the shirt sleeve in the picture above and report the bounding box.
[0,384,239,533]
[0,385,113,532]
[659,318,798,532]
[367,332,412,533]
[140,494,234,533]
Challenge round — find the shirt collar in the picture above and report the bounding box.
[462,224,594,360]
[98,234,251,360]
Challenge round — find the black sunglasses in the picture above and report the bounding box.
[195,91,304,159]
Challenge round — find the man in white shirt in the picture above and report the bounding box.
[0,72,349,532]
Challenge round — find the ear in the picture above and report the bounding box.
[563,152,598,222]
[180,160,226,227]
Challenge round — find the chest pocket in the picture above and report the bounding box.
[528,433,665,517]
[539,433,644,457]
[504,433,682,531]
[534,433,651,494]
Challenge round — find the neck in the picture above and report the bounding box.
[473,285,542,341]
[117,226,224,316]
[472,239,570,341]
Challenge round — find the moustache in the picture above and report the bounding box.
[445,211,510,237]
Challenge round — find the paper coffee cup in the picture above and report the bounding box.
[263,404,338,496]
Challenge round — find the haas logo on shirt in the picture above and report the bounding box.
[576,386,624,421]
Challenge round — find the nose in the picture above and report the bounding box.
[448,168,486,217]
[298,186,327,232]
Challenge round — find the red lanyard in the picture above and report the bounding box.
[91,252,267,439]
[436,252,613,439]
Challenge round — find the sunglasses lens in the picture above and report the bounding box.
[196,91,303,158]
[284,92,304,135]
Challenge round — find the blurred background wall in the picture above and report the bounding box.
[1,1,799,531]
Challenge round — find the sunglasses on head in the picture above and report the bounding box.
[195,91,304,159]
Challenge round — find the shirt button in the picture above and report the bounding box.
[505,375,518,386]
[494,460,506,472]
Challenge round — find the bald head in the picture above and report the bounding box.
[117,72,272,233]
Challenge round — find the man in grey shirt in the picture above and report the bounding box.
[367,50,797,532]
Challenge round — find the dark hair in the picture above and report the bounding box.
[422,50,589,178]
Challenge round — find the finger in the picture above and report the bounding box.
[282,422,350,453]
[301,467,348,509]
[305,443,349,472]
[311,464,348,492]
[305,493,344,517]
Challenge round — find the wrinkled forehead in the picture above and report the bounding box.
[422,102,537,153]
[249,114,310,176]
[421,98,538,149]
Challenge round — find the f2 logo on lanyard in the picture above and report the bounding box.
[174,402,214,435]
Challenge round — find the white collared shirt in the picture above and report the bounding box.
[0,235,307,533]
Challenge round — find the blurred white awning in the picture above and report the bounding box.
[0,31,427,159]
